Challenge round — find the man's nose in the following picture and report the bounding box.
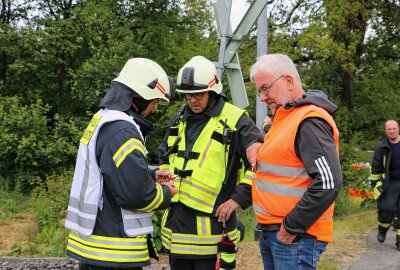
[259,94,269,103]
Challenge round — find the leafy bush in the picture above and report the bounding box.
[0,96,85,192]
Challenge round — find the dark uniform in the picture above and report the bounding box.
[159,95,263,269]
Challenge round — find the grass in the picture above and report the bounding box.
[0,190,36,255]
[0,189,377,270]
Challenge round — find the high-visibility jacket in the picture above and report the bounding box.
[163,102,247,214]
[65,109,160,266]
[160,101,254,256]
[253,105,339,242]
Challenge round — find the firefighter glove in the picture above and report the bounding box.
[215,236,237,270]
[373,181,383,200]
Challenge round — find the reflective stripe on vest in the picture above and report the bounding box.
[65,109,153,237]
[166,102,245,213]
[253,105,339,242]
[67,232,149,263]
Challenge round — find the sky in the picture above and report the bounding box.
[229,0,250,30]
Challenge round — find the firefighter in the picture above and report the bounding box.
[65,58,178,270]
[158,56,263,270]
[370,120,400,250]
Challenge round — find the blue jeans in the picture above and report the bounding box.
[259,230,327,270]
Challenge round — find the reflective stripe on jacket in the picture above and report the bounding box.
[67,232,150,263]
[253,105,339,242]
[165,102,245,213]
[65,109,153,237]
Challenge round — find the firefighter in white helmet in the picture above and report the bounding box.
[65,58,178,270]
[158,56,263,270]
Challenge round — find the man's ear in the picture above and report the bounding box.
[284,75,294,91]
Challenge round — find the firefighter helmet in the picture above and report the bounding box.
[113,58,173,105]
[176,56,222,94]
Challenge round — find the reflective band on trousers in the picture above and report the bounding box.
[67,233,149,263]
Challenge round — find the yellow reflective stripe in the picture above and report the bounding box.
[171,243,216,255]
[68,238,147,254]
[67,243,149,262]
[113,138,145,168]
[378,221,391,228]
[397,229,400,236]
[196,216,211,236]
[80,113,102,144]
[138,183,163,212]
[161,226,172,250]
[69,233,146,248]
[370,173,382,181]
[240,170,253,185]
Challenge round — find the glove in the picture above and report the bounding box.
[215,235,237,270]
[373,181,383,200]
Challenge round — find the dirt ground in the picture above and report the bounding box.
[0,213,35,255]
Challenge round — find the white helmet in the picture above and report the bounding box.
[176,56,222,94]
[113,58,173,105]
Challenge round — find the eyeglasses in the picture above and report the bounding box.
[185,92,205,101]
[256,75,284,96]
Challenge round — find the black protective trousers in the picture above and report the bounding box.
[169,257,216,270]
[378,179,400,225]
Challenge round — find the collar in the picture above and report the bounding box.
[126,109,155,136]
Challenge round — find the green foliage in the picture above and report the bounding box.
[0,96,85,192]
[0,190,28,222]
[31,172,72,230]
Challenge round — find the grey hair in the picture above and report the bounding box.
[250,54,301,83]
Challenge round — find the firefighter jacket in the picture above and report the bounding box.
[370,137,393,188]
[65,108,172,269]
[253,90,342,243]
[158,95,264,258]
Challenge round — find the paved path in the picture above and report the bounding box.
[349,228,400,270]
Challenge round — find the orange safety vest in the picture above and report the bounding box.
[253,104,339,242]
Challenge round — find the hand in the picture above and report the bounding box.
[246,142,262,169]
[263,115,272,125]
[163,180,178,197]
[277,224,296,244]
[155,169,171,184]
[215,199,240,222]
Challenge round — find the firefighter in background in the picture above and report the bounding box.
[370,120,400,250]
[65,58,178,270]
[158,56,263,270]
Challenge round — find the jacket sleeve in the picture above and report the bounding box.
[370,141,385,183]
[98,122,171,212]
[284,117,342,235]
[230,114,264,209]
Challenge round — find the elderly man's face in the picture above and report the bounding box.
[254,72,289,108]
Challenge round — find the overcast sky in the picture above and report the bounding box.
[229,0,250,30]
